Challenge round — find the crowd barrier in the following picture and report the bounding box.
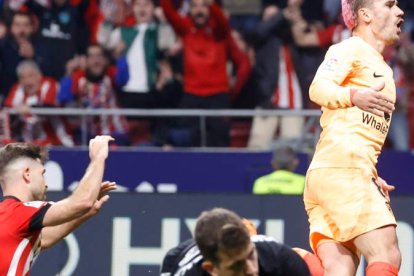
[32,193,414,276]
[3,107,322,147]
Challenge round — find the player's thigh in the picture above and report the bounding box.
[317,241,359,276]
[305,168,364,239]
[353,225,401,265]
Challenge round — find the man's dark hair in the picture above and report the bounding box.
[9,11,33,27]
[0,143,48,177]
[272,145,297,171]
[194,208,250,264]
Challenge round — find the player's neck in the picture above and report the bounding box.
[352,29,386,55]
[2,187,32,202]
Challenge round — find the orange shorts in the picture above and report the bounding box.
[303,168,396,255]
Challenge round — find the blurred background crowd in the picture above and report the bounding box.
[0,0,413,150]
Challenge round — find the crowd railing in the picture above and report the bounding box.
[3,107,322,149]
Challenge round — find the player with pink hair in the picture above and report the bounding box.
[341,0,357,30]
[304,0,405,275]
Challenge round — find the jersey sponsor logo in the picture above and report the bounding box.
[362,113,389,135]
[373,72,384,78]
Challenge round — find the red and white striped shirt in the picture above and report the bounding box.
[70,70,128,136]
[5,77,74,146]
[0,196,51,276]
[272,46,303,109]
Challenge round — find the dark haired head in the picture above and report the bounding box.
[272,145,298,171]
[195,208,250,264]
[0,143,48,177]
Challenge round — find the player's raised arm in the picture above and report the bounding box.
[41,135,114,227]
[41,181,117,249]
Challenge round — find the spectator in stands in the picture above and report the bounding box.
[161,207,311,275]
[58,44,129,145]
[10,0,90,79]
[247,2,305,149]
[161,0,234,147]
[154,5,179,55]
[96,0,137,39]
[151,29,252,148]
[253,145,305,194]
[100,0,161,110]
[0,11,37,104]
[4,60,74,146]
[100,0,171,146]
[288,9,351,49]
[230,31,257,112]
[286,3,350,110]
[227,29,252,103]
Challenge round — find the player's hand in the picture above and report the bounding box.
[88,195,109,217]
[88,181,117,217]
[351,82,395,117]
[375,176,395,201]
[89,135,114,161]
[98,181,117,200]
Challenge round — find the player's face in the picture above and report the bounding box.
[212,242,259,276]
[29,160,47,201]
[370,0,404,45]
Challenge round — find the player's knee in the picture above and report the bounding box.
[386,246,401,268]
[321,256,356,275]
[365,244,401,267]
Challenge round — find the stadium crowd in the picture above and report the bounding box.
[0,0,413,149]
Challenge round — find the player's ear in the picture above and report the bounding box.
[201,260,215,275]
[23,167,31,183]
[358,8,372,24]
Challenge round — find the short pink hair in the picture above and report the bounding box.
[342,0,372,30]
[342,0,357,30]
